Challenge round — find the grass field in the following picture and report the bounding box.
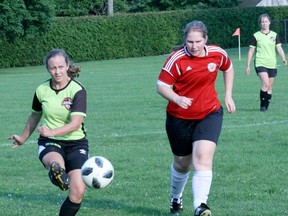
[1,47,288,215]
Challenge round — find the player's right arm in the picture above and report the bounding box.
[9,112,42,148]
[157,81,192,109]
[246,47,255,76]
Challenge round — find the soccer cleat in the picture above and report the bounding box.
[170,197,183,215]
[194,203,212,216]
[49,162,69,191]
[260,106,267,112]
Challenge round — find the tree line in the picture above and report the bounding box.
[0,0,239,42]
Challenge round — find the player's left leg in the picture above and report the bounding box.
[191,107,223,216]
[59,141,88,216]
[266,77,275,110]
[192,140,215,216]
[59,169,86,216]
[258,72,270,111]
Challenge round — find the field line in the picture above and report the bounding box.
[223,119,288,128]
[1,120,287,147]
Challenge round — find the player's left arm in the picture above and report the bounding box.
[276,44,287,66]
[38,114,84,137]
[223,67,236,113]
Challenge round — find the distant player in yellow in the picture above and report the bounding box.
[246,13,287,112]
[9,49,89,216]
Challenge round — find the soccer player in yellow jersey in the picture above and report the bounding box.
[246,13,287,112]
[9,49,89,216]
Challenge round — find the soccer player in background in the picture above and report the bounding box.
[246,13,287,112]
[157,20,236,216]
[9,49,89,216]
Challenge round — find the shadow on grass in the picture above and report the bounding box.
[1,191,168,215]
[83,197,167,215]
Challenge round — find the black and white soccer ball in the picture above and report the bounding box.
[81,156,114,189]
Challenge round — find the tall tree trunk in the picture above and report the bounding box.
[107,0,113,16]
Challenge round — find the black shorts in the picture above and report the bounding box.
[38,137,89,172]
[166,107,223,156]
[255,66,277,78]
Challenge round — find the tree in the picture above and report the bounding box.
[107,0,114,16]
[127,0,240,12]
[0,0,55,42]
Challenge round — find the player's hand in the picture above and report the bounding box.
[245,66,250,76]
[175,96,193,109]
[8,135,24,148]
[283,59,287,66]
[225,97,236,113]
[38,125,53,137]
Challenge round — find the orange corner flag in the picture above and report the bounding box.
[232,28,240,36]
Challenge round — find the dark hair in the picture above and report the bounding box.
[258,13,271,24]
[44,49,80,78]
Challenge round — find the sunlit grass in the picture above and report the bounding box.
[1,47,288,215]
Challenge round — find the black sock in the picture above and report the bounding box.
[59,196,81,216]
[260,90,267,108]
[265,94,272,109]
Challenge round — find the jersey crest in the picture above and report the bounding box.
[62,97,73,110]
[207,63,217,72]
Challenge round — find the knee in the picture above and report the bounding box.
[193,157,213,170]
[69,185,86,203]
[173,160,192,172]
[262,82,271,90]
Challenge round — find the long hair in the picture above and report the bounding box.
[44,49,80,78]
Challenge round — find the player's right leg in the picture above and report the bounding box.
[49,161,69,191]
[38,138,69,191]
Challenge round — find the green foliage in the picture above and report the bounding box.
[0,0,28,41]
[1,6,288,68]
[23,0,55,35]
[54,0,128,16]
[127,0,240,12]
[208,0,239,8]
[52,0,240,15]
[0,0,55,42]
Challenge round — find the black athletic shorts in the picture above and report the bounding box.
[255,66,277,78]
[166,107,223,156]
[38,137,89,172]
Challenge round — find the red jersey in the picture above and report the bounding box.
[157,45,232,119]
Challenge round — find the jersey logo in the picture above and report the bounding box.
[270,36,276,42]
[79,149,87,155]
[62,97,73,110]
[207,63,217,72]
[186,66,192,71]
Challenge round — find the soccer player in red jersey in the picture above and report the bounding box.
[157,20,236,216]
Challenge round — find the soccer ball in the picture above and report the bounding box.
[81,156,114,189]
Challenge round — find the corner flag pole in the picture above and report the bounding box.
[232,28,241,60]
[238,34,241,60]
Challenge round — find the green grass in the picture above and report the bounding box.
[1,47,288,215]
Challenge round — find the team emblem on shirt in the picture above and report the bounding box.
[62,97,73,110]
[270,37,276,42]
[207,63,217,72]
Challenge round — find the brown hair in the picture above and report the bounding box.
[171,20,208,51]
[258,13,271,25]
[44,49,80,78]
[183,20,208,41]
